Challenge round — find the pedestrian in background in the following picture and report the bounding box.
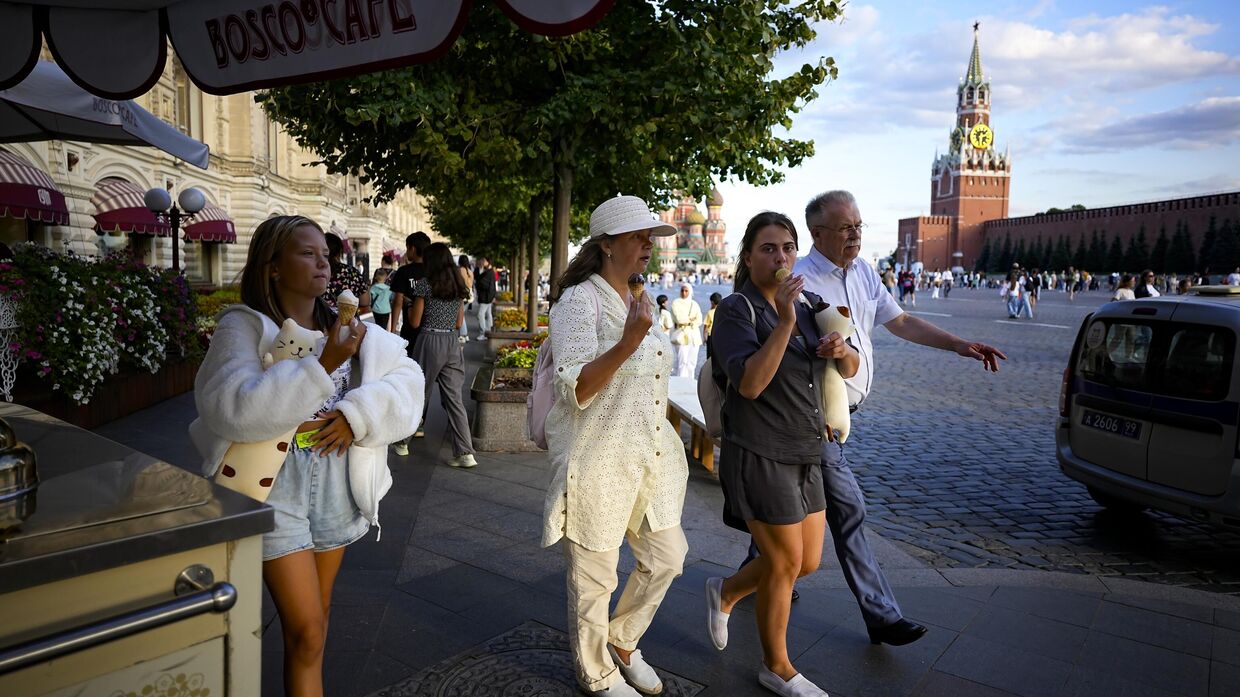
[656,294,674,335]
[704,292,723,359]
[669,282,703,377]
[370,268,393,330]
[1134,269,1161,299]
[542,195,686,697]
[1112,274,1136,301]
[474,257,496,340]
[410,242,477,469]
[458,254,475,343]
[322,228,371,315]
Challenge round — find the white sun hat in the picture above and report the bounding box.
[589,195,677,239]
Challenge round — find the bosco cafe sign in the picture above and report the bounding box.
[0,0,615,98]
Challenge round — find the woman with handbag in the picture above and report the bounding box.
[541,195,687,697]
[705,211,858,697]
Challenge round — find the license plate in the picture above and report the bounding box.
[1080,409,1143,440]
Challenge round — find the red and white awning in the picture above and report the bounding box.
[0,149,68,224]
[184,201,235,242]
[91,179,170,236]
[0,1,615,99]
[327,221,350,253]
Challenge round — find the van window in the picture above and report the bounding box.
[1079,322,1153,391]
[1162,327,1234,401]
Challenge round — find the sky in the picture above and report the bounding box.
[709,0,1240,265]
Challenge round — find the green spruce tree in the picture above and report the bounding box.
[1106,234,1125,272]
[1166,221,1196,274]
[997,234,1013,270]
[1149,225,1169,274]
[1051,235,1072,271]
[1211,218,1240,274]
[1124,226,1151,271]
[1198,216,1218,272]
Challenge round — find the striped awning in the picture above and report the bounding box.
[183,202,235,243]
[91,179,169,236]
[327,221,351,253]
[0,150,69,225]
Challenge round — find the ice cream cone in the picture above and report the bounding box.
[337,289,359,325]
[775,268,791,282]
[628,273,645,300]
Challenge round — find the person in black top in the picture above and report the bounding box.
[704,211,858,697]
[473,257,497,340]
[388,231,431,343]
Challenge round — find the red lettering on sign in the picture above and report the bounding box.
[280,1,307,53]
[224,14,250,64]
[343,0,366,44]
[245,10,271,60]
[205,18,229,68]
[389,0,415,33]
[320,0,346,44]
[261,5,287,55]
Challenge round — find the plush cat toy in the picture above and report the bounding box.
[215,318,323,502]
[807,300,856,443]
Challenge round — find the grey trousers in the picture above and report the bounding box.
[746,439,902,628]
[412,330,475,457]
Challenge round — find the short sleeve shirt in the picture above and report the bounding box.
[387,262,426,340]
[794,249,902,405]
[411,278,462,331]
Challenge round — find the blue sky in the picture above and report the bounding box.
[713,1,1240,264]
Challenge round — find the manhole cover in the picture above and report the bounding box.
[366,621,704,696]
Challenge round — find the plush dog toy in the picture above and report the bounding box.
[214,318,323,501]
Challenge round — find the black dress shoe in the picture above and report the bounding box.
[867,618,928,646]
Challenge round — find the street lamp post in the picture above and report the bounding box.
[144,186,205,271]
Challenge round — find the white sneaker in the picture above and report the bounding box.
[475,335,487,341]
[588,681,641,697]
[392,441,409,456]
[607,646,663,695]
[449,453,477,468]
[705,577,729,650]
[458,335,467,344]
[758,666,829,697]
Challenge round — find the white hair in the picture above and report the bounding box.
[805,190,857,225]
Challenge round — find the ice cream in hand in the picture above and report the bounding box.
[337,289,359,325]
[628,273,645,300]
[774,268,791,282]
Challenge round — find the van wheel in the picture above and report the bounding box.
[1087,486,1147,514]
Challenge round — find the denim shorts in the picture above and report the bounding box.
[262,437,370,561]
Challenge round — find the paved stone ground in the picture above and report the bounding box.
[832,287,1240,593]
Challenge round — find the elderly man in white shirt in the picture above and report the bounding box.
[787,189,1006,647]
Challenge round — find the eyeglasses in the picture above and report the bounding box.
[811,222,868,235]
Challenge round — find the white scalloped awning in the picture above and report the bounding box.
[0,0,615,99]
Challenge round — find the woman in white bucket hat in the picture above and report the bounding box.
[540,195,688,697]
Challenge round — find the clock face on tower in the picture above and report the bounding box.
[970,123,994,150]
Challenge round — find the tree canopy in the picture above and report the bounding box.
[258,1,843,290]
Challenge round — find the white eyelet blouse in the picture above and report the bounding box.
[541,274,687,552]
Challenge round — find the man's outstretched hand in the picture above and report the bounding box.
[954,340,1007,372]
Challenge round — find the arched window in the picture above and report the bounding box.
[967,88,974,102]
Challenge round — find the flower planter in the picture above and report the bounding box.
[469,363,541,452]
[13,360,200,430]
[486,329,539,354]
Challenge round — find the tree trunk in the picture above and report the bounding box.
[550,153,574,299]
[527,198,543,333]
[513,244,524,309]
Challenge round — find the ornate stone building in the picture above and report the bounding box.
[0,55,435,288]
[656,188,728,273]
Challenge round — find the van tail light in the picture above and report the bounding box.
[1059,368,1072,417]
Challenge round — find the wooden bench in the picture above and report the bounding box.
[666,376,717,472]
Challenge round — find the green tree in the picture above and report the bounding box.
[1106,234,1125,272]
[975,238,991,273]
[1014,238,1028,268]
[1087,230,1105,271]
[1211,218,1240,273]
[997,234,1013,270]
[259,1,843,295]
[1198,216,1218,270]
[1149,226,1169,274]
[1124,226,1151,271]
[1166,221,1196,274]
[1072,234,1089,269]
[1051,235,1071,271]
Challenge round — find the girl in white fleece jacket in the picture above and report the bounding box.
[190,215,423,696]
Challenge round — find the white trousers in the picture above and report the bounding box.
[673,343,698,377]
[476,302,493,335]
[564,521,688,691]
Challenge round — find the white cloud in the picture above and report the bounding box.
[1062,96,1240,152]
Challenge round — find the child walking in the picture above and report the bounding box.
[189,215,424,697]
[410,242,478,468]
[370,268,393,330]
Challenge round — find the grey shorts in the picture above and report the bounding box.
[719,440,825,531]
[262,438,370,561]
